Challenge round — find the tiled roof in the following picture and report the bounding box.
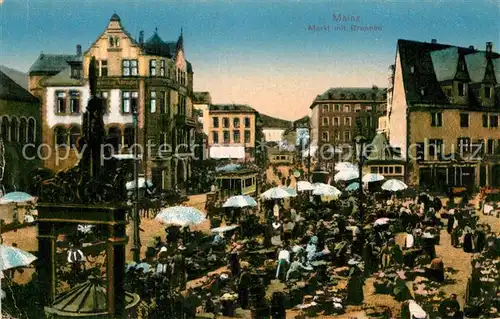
[110,13,121,21]
[209,104,256,113]
[29,54,78,75]
[42,66,84,86]
[464,52,488,83]
[260,113,291,129]
[315,87,386,101]
[192,92,211,104]
[143,33,174,58]
[0,70,39,103]
[293,115,310,128]
[430,47,459,81]
[493,57,500,84]
[0,65,28,90]
[397,39,500,106]
[366,133,401,161]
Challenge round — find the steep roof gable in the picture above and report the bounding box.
[42,66,84,86]
[29,54,77,75]
[260,114,291,129]
[430,47,459,82]
[0,70,39,103]
[464,52,488,83]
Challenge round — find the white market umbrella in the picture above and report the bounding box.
[0,244,37,270]
[0,192,35,204]
[155,206,206,226]
[408,300,427,319]
[126,178,153,190]
[362,173,385,183]
[335,162,356,171]
[223,195,257,208]
[297,181,314,191]
[211,225,240,233]
[334,169,359,182]
[260,186,297,200]
[381,179,408,192]
[374,217,391,226]
[312,183,341,197]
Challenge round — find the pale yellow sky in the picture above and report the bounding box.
[195,68,388,121]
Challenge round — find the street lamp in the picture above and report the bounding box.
[355,135,366,221]
[131,99,141,263]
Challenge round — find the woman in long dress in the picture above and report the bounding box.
[346,262,364,305]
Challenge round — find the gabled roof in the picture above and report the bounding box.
[464,52,488,83]
[192,92,211,104]
[260,113,291,129]
[209,104,256,113]
[42,66,84,86]
[293,115,310,128]
[397,39,500,107]
[29,54,78,75]
[314,87,386,101]
[493,57,500,84]
[430,47,459,81]
[0,65,28,90]
[366,133,402,162]
[0,70,39,103]
[143,32,174,58]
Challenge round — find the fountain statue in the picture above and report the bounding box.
[36,57,126,204]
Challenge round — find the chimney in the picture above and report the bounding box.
[431,39,437,44]
[486,42,493,58]
[469,45,474,50]
[76,44,82,56]
[139,31,144,45]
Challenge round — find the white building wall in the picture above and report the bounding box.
[104,89,133,125]
[310,107,319,149]
[387,50,408,159]
[45,85,133,128]
[46,85,90,128]
[263,128,285,142]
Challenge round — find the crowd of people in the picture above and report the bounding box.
[116,176,500,319]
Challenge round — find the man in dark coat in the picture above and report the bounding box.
[346,261,364,305]
[439,294,462,318]
[447,213,455,234]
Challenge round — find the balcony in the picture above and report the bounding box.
[175,114,196,128]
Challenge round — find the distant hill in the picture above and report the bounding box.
[0,65,29,91]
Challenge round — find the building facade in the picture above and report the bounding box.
[388,39,500,192]
[0,69,41,192]
[206,104,257,161]
[29,14,195,192]
[260,114,291,143]
[310,87,386,166]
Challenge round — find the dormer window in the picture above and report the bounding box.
[71,66,82,79]
[458,83,467,97]
[485,86,492,99]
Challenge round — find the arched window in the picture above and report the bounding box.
[19,118,27,143]
[1,117,9,141]
[69,126,81,148]
[10,117,19,142]
[54,126,68,147]
[27,118,35,143]
[123,126,134,148]
[107,126,121,152]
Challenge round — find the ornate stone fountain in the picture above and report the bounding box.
[36,57,136,317]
